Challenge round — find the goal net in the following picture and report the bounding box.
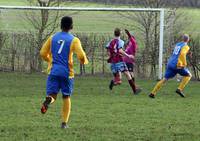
[0,6,165,79]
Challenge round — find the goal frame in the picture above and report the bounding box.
[0,6,165,79]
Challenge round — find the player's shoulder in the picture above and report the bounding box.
[72,36,80,43]
[176,42,184,46]
[46,35,53,41]
[118,38,124,46]
[53,32,74,38]
[184,44,189,48]
[180,42,190,49]
[52,32,61,37]
[182,45,190,51]
[119,38,124,43]
[68,32,75,38]
[51,32,62,40]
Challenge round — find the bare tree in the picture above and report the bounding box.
[131,0,166,77]
[25,0,61,71]
[184,0,200,7]
[188,37,200,80]
[64,0,200,7]
[118,0,190,78]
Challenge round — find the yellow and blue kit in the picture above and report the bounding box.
[165,42,190,79]
[40,32,88,96]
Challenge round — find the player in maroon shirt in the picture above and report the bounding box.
[106,28,140,95]
[123,29,142,93]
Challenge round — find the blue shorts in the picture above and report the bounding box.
[111,62,128,73]
[46,75,74,96]
[164,67,191,79]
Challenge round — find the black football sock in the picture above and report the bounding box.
[132,77,135,82]
[113,73,117,77]
[109,80,114,90]
[128,79,136,93]
[43,97,52,105]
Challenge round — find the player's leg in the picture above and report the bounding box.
[109,63,122,90]
[109,63,115,90]
[126,63,135,80]
[113,72,122,85]
[149,67,176,98]
[109,72,121,90]
[149,78,168,98]
[126,63,142,93]
[123,70,139,94]
[176,68,192,97]
[61,95,71,129]
[41,75,59,114]
[130,72,135,81]
[60,77,74,129]
[121,62,141,94]
[41,94,57,114]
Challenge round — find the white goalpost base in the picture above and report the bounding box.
[0,6,165,79]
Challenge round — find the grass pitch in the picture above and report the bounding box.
[0,72,200,141]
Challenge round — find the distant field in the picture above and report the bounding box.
[0,0,27,6]
[0,1,200,35]
[0,72,200,141]
[0,1,134,33]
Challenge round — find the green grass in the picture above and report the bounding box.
[0,0,27,6]
[0,72,200,141]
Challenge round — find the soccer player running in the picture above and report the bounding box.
[40,16,88,128]
[123,29,142,93]
[107,28,140,95]
[149,34,192,98]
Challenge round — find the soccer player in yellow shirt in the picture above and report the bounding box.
[149,34,192,98]
[40,16,88,128]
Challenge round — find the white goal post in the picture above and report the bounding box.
[0,6,165,79]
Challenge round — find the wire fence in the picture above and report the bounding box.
[0,32,155,77]
[0,7,199,80]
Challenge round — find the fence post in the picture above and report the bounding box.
[11,33,16,71]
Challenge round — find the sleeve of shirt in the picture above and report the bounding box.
[71,37,89,65]
[125,43,132,54]
[105,41,110,49]
[130,37,137,51]
[40,36,52,62]
[178,45,190,67]
[117,40,124,49]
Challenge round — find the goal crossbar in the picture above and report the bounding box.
[0,6,165,79]
[0,6,163,12]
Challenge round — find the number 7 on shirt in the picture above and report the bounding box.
[58,40,65,54]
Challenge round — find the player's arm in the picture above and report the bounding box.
[72,37,88,65]
[118,40,134,59]
[119,49,134,59]
[40,36,52,62]
[181,45,190,61]
[178,45,190,68]
[125,29,131,38]
[105,42,111,56]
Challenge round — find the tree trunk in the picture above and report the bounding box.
[37,55,43,72]
[102,43,105,74]
[11,34,16,71]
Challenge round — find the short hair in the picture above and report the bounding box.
[114,28,121,37]
[182,34,189,42]
[61,16,73,31]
